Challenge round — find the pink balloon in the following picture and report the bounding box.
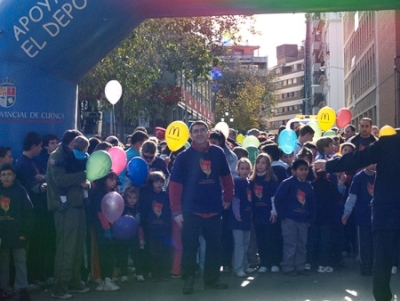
[101,191,125,223]
[108,147,127,175]
[336,108,352,128]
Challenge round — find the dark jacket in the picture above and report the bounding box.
[0,181,34,248]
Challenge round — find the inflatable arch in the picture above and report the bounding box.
[1,0,400,154]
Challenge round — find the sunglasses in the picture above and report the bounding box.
[143,154,155,160]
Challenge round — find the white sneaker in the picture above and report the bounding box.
[258,266,268,273]
[271,266,280,272]
[245,268,255,274]
[95,281,104,291]
[304,263,311,270]
[120,276,128,282]
[317,266,326,273]
[392,266,398,275]
[136,275,144,282]
[103,277,120,291]
[235,271,247,278]
[325,266,334,273]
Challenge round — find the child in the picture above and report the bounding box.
[249,153,280,273]
[139,171,172,281]
[90,171,121,292]
[308,170,342,273]
[315,137,334,160]
[119,186,146,282]
[230,158,254,277]
[275,159,316,276]
[297,147,315,183]
[0,163,34,300]
[50,135,89,211]
[342,164,376,276]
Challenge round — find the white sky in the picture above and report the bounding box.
[239,13,307,67]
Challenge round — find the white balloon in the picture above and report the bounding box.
[214,122,230,139]
[105,80,122,105]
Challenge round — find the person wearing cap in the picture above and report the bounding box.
[314,128,400,301]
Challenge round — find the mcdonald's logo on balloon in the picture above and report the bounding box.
[317,106,336,131]
[165,121,189,152]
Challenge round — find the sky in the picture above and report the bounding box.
[239,13,307,67]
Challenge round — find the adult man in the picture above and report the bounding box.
[348,117,378,150]
[314,131,400,301]
[343,124,356,141]
[15,132,47,286]
[294,125,315,156]
[169,120,234,295]
[47,130,90,299]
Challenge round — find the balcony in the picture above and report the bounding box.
[312,63,321,74]
[312,84,323,94]
[312,41,320,54]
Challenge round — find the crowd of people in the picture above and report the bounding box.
[0,117,397,301]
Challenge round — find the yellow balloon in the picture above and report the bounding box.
[165,121,190,152]
[379,125,396,137]
[317,106,336,131]
[236,133,244,143]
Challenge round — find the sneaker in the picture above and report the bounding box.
[95,281,104,291]
[120,276,128,282]
[392,266,398,275]
[16,289,31,301]
[103,278,120,291]
[204,281,228,290]
[69,286,90,293]
[171,274,182,279]
[127,267,136,274]
[318,266,326,273]
[136,275,144,282]
[325,266,334,273]
[304,263,311,270]
[258,266,268,273]
[271,266,280,273]
[112,276,119,282]
[235,271,247,278]
[182,277,194,295]
[51,291,72,299]
[245,268,255,274]
[222,266,232,273]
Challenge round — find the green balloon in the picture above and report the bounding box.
[86,150,112,181]
[323,130,337,137]
[246,146,259,165]
[307,121,322,142]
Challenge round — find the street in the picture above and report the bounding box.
[30,257,399,301]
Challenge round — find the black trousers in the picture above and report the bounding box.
[181,213,222,285]
[358,225,374,273]
[373,229,400,301]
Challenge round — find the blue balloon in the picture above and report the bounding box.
[128,157,149,186]
[113,215,138,240]
[278,129,297,154]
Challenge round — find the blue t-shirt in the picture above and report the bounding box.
[230,177,252,230]
[275,176,316,224]
[170,145,231,214]
[349,170,375,226]
[250,175,278,225]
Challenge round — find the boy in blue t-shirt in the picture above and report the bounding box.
[342,163,376,276]
[275,159,316,276]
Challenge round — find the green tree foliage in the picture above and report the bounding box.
[215,68,276,132]
[78,16,256,136]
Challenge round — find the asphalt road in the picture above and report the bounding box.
[30,258,399,301]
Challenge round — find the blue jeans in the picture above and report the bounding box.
[1,248,28,292]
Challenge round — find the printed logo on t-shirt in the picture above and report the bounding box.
[254,184,263,199]
[199,158,212,178]
[0,196,10,215]
[367,182,374,197]
[152,201,163,218]
[297,189,306,207]
[247,189,252,202]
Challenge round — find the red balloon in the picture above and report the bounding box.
[336,108,352,128]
